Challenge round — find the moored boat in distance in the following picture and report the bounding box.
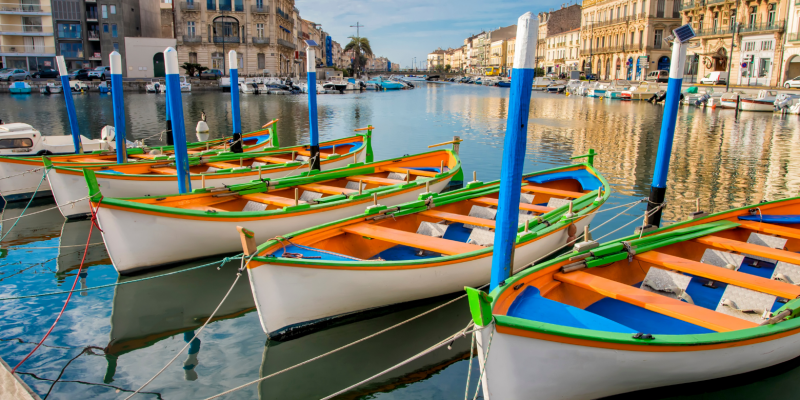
[620,81,661,100]
[739,90,778,112]
[88,147,462,274]
[240,158,608,340]
[715,91,748,109]
[466,196,800,399]
[532,77,555,90]
[9,81,31,94]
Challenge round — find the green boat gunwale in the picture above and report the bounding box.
[478,195,800,347]
[243,162,611,269]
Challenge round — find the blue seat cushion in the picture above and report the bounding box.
[525,169,602,192]
[586,297,714,335]
[507,287,633,333]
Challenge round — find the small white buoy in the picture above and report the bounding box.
[196,120,210,142]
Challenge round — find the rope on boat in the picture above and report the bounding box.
[124,253,258,399]
[464,328,476,400]
[11,197,102,373]
[0,166,50,243]
[272,235,365,261]
[0,166,44,180]
[201,291,471,400]
[0,255,241,301]
[0,195,90,224]
[469,325,494,400]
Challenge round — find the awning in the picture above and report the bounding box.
[279,25,291,34]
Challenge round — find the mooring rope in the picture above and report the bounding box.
[0,196,89,224]
[469,325,494,400]
[0,166,44,181]
[0,167,50,243]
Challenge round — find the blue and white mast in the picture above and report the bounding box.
[305,39,321,171]
[229,50,243,153]
[646,24,696,227]
[489,13,538,291]
[55,56,83,154]
[164,47,191,193]
[109,51,127,163]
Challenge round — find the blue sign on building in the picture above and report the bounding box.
[387,61,391,72]
[325,36,333,67]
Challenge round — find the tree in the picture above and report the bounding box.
[445,64,451,72]
[196,65,209,76]
[344,36,373,76]
[181,62,202,77]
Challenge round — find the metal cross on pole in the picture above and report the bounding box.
[350,22,364,75]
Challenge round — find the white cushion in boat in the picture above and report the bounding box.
[345,181,366,191]
[295,155,309,162]
[252,161,268,167]
[206,167,220,173]
[700,249,744,271]
[744,233,787,264]
[715,285,775,324]
[465,205,497,230]
[416,221,447,238]
[243,201,268,212]
[299,191,323,203]
[387,172,407,181]
[772,261,800,285]
[641,267,693,303]
[520,193,535,204]
[546,198,571,209]
[467,228,495,247]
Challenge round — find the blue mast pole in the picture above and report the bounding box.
[306,41,321,170]
[646,27,692,227]
[109,51,127,163]
[55,56,83,154]
[164,47,191,193]
[229,50,243,153]
[489,13,538,291]
[165,78,174,146]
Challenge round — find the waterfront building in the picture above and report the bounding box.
[0,0,55,71]
[451,45,464,71]
[427,47,444,69]
[580,0,682,80]
[489,39,507,75]
[782,0,800,84]
[545,27,581,74]
[506,36,515,68]
[473,24,515,73]
[174,0,298,77]
[124,36,176,77]
[537,5,582,71]
[682,0,789,86]
[463,32,482,74]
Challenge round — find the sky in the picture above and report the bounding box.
[296,0,581,69]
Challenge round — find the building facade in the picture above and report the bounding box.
[175,0,298,77]
[682,0,789,86]
[489,39,507,74]
[537,5,582,71]
[581,0,682,80]
[506,36,515,67]
[545,27,581,74]
[782,0,800,84]
[0,0,56,71]
[427,48,444,69]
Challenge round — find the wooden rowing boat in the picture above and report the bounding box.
[466,196,800,399]
[46,132,372,219]
[239,160,609,340]
[86,148,462,274]
[0,120,279,202]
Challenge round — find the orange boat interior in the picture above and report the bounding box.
[494,204,800,336]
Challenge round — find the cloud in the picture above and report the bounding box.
[295,0,575,68]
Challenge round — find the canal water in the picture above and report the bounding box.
[0,83,799,399]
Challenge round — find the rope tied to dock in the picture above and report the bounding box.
[0,166,44,181]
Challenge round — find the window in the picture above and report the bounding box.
[699,15,704,31]
[187,21,196,36]
[744,41,755,51]
[234,0,242,12]
[103,23,108,32]
[713,12,719,31]
[759,58,770,77]
[256,0,262,7]
[624,5,628,16]
[654,29,663,49]
[630,31,635,44]
[256,23,264,38]
[730,9,736,27]
[57,23,81,39]
[113,42,119,51]
[632,2,637,16]
[218,0,230,11]
[111,24,117,37]
[641,0,646,14]
[767,4,776,26]
[616,7,620,19]
[110,4,115,14]
[59,42,83,58]
[639,30,644,45]
[189,52,197,64]
[762,40,773,50]
[207,0,215,10]
[257,53,265,69]
[656,0,664,18]
[748,7,757,27]
[672,0,679,17]
[0,138,33,149]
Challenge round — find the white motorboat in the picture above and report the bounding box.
[546,83,565,93]
[145,79,165,93]
[605,80,633,99]
[565,80,582,93]
[739,90,778,112]
[714,91,748,109]
[240,79,261,94]
[620,81,661,100]
[68,80,88,92]
[532,77,555,90]
[179,76,192,92]
[39,82,63,94]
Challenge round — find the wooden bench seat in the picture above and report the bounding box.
[471,197,555,214]
[346,175,405,186]
[253,156,293,165]
[148,167,179,175]
[420,210,496,229]
[520,185,586,199]
[554,270,758,332]
[298,183,356,195]
[240,193,296,208]
[382,167,439,177]
[694,236,800,266]
[205,162,242,169]
[635,251,800,299]
[342,223,483,256]
[295,149,330,160]
[737,221,800,241]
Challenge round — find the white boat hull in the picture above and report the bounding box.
[247,215,594,336]
[97,176,449,274]
[0,159,52,201]
[739,99,775,112]
[47,150,364,219]
[476,321,800,400]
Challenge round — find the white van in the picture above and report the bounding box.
[700,71,727,85]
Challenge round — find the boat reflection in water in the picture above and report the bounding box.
[259,296,472,399]
[102,259,255,383]
[0,199,62,247]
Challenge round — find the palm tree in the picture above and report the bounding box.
[344,36,373,76]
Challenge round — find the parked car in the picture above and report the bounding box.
[88,66,110,80]
[0,68,31,81]
[584,73,598,80]
[784,76,800,89]
[700,71,727,85]
[32,68,60,79]
[200,69,222,80]
[645,70,669,83]
[67,69,90,81]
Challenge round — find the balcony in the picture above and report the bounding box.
[0,2,51,14]
[183,34,202,44]
[680,0,696,10]
[86,11,97,20]
[275,6,289,20]
[252,36,269,45]
[276,38,294,49]
[706,0,728,5]
[739,20,784,34]
[250,4,268,13]
[694,25,736,37]
[0,44,55,55]
[180,1,200,11]
[0,23,52,35]
[88,30,99,40]
[88,52,101,60]
[213,35,240,43]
